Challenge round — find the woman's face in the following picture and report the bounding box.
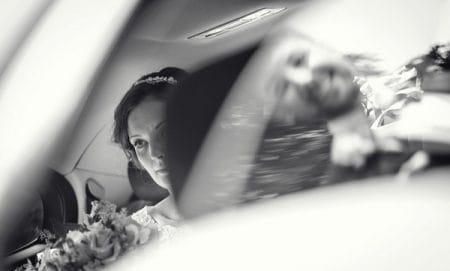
[127,96,169,189]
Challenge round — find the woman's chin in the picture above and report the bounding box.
[152,172,170,189]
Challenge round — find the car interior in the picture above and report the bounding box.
[2,0,450,269]
[2,0,306,265]
[48,0,305,215]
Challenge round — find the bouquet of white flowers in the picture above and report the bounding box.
[15,201,181,271]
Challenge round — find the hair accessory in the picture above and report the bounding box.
[133,76,178,86]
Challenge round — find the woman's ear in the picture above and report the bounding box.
[125,149,144,171]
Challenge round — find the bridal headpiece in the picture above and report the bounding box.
[133,76,178,86]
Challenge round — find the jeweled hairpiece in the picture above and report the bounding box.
[133,76,178,86]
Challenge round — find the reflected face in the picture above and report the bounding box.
[128,96,169,189]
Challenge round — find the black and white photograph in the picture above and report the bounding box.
[1,0,450,270]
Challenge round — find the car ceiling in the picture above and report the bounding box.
[49,0,307,176]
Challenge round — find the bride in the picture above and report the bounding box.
[113,67,187,224]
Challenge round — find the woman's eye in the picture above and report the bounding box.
[133,139,147,150]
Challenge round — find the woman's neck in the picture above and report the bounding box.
[157,194,181,220]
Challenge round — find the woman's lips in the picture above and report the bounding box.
[155,168,168,176]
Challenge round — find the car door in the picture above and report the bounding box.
[0,0,140,265]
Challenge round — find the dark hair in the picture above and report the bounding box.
[113,67,187,168]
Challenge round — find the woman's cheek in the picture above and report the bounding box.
[137,151,151,170]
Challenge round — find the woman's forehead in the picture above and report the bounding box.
[128,97,166,136]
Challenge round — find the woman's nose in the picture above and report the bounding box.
[148,131,166,162]
[149,151,165,169]
[149,147,163,161]
[148,142,165,161]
